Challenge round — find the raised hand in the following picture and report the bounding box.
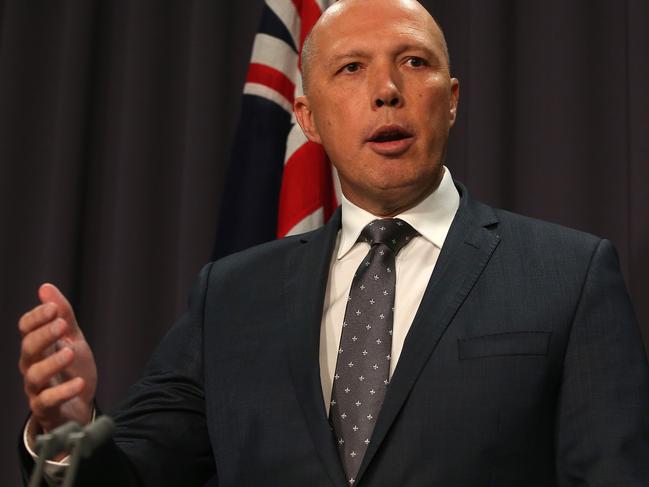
[18,284,97,433]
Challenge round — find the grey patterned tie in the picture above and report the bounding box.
[329,218,419,485]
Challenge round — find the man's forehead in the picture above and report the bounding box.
[300,0,449,92]
[310,0,445,60]
[316,0,436,34]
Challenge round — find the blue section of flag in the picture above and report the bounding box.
[212,95,292,259]
[259,7,297,52]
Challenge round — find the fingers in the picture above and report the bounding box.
[38,283,78,329]
[18,302,57,336]
[18,282,77,337]
[18,284,94,431]
[19,318,68,373]
[24,347,74,395]
[29,377,85,419]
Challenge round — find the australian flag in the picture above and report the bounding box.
[213,0,339,259]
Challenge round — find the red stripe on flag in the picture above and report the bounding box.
[292,0,325,71]
[291,0,325,48]
[246,63,296,105]
[276,0,337,237]
[277,141,337,237]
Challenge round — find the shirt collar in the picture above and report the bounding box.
[337,166,460,259]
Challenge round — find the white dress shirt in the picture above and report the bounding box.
[319,167,459,414]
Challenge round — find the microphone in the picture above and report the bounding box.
[29,421,82,487]
[78,416,115,457]
[61,416,115,487]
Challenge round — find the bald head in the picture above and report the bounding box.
[301,0,450,94]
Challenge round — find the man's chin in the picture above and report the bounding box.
[354,183,433,216]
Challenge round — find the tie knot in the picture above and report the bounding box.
[360,218,419,254]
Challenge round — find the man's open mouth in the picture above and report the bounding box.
[368,125,413,143]
[366,125,414,156]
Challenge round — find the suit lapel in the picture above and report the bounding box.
[284,209,348,487]
[356,184,502,483]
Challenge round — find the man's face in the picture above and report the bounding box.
[295,0,459,216]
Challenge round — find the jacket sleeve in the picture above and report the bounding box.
[556,239,649,486]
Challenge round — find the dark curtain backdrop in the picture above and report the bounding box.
[1,1,647,484]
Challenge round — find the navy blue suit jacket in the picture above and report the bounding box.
[21,183,649,486]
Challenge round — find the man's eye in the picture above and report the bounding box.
[407,57,426,68]
[341,62,360,73]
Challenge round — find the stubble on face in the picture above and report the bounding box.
[295,0,459,216]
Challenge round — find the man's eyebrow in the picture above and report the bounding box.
[326,43,441,67]
[327,50,370,66]
[393,42,438,58]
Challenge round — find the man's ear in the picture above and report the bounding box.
[294,95,322,144]
[449,78,459,128]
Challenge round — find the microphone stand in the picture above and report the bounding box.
[61,416,115,487]
[61,431,85,487]
[29,421,81,487]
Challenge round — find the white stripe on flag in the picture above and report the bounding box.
[250,33,299,87]
[266,0,301,52]
[285,207,325,236]
[294,70,304,97]
[284,123,309,165]
[243,82,293,114]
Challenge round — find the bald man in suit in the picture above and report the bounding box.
[18,1,649,485]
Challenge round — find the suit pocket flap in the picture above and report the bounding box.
[458,331,551,360]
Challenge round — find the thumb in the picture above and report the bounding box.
[38,283,80,332]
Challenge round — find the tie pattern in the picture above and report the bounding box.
[329,218,419,485]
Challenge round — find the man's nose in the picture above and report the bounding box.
[375,94,401,108]
[372,66,403,109]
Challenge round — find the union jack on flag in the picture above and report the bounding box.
[213,0,339,259]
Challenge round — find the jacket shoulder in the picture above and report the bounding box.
[492,207,603,253]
